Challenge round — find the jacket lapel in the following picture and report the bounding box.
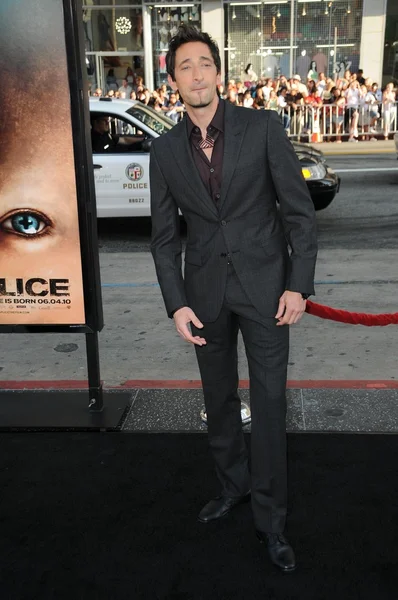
[219,103,248,211]
[167,120,219,218]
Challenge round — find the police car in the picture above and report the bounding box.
[89,97,339,216]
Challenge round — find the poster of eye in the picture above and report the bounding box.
[0,0,86,325]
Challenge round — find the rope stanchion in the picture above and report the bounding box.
[305,300,398,326]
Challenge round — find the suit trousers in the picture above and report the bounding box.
[192,262,289,533]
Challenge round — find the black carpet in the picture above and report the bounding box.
[1,433,398,600]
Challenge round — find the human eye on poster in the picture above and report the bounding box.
[0,0,86,326]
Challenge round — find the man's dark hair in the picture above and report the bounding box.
[166,24,221,81]
[90,113,109,123]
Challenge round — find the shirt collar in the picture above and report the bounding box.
[186,98,225,138]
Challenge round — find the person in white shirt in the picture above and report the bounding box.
[261,78,273,102]
[277,87,290,131]
[346,80,360,142]
[367,83,381,135]
[291,74,308,98]
[316,73,326,97]
[382,82,396,140]
[118,79,132,98]
[243,90,254,108]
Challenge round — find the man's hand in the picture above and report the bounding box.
[173,307,206,346]
[275,291,306,326]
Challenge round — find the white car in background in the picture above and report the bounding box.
[89,97,173,218]
[89,97,339,217]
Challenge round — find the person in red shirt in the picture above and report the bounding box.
[304,80,323,134]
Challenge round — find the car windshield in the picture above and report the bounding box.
[126,104,175,135]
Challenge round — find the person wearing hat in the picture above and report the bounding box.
[292,74,308,98]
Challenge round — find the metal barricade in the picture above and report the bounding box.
[277,101,398,142]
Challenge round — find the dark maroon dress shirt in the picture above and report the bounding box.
[186,99,225,204]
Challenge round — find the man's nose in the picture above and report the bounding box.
[192,66,204,81]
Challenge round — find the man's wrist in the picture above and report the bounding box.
[286,290,311,300]
[171,305,187,318]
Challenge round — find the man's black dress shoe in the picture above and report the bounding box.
[256,531,296,572]
[197,493,251,523]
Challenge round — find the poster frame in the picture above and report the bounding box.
[0,0,103,334]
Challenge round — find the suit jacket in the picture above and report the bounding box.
[150,102,318,322]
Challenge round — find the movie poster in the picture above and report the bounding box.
[0,0,86,325]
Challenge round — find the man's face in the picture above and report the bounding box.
[94,117,110,134]
[169,41,221,109]
[169,94,177,105]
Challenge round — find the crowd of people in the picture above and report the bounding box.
[92,64,397,142]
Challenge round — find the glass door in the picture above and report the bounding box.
[83,4,146,93]
[86,52,145,96]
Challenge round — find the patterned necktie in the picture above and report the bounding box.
[198,133,215,149]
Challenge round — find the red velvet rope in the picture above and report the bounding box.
[305,300,398,326]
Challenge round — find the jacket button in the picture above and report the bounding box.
[221,220,227,226]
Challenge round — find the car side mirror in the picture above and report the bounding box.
[141,139,152,152]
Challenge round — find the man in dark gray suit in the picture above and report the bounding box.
[150,25,317,572]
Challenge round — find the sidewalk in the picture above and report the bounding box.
[310,139,396,156]
[1,250,398,432]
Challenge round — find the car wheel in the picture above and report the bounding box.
[312,194,335,211]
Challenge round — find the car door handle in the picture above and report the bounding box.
[93,164,103,170]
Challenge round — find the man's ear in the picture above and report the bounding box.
[168,74,178,91]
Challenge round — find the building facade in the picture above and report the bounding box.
[82,0,394,92]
